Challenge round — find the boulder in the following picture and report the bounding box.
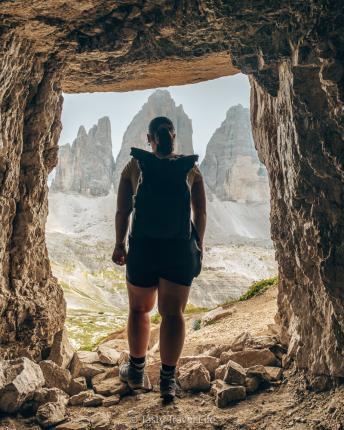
[178,362,211,392]
[39,360,72,392]
[67,377,88,396]
[0,357,45,413]
[36,401,67,428]
[223,360,246,385]
[97,345,121,366]
[48,329,75,369]
[69,351,107,381]
[201,307,235,326]
[211,380,246,408]
[224,349,277,368]
[178,355,220,379]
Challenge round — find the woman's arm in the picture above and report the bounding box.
[191,174,207,248]
[115,175,133,246]
[112,169,133,265]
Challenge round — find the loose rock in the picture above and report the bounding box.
[201,306,235,326]
[55,419,91,429]
[211,380,246,408]
[223,349,277,368]
[36,401,67,428]
[83,394,104,407]
[229,332,253,352]
[265,366,283,381]
[69,390,95,406]
[92,376,123,396]
[68,377,88,396]
[178,361,211,392]
[48,329,75,369]
[90,411,111,430]
[0,357,45,413]
[39,360,72,392]
[97,345,121,366]
[103,394,120,407]
[246,365,270,384]
[215,364,227,380]
[178,355,220,379]
[223,360,246,385]
[245,376,260,393]
[69,351,107,381]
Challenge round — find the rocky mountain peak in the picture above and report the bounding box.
[200,104,269,203]
[50,116,115,196]
[113,89,193,187]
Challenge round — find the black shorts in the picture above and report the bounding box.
[126,231,202,287]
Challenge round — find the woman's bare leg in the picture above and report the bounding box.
[126,282,157,357]
[158,278,190,366]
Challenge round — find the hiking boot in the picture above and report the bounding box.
[160,374,177,402]
[119,361,145,390]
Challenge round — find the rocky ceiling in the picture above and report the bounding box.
[0,1,343,382]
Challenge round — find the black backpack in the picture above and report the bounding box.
[129,147,199,240]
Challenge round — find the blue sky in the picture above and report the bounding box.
[60,73,250,162]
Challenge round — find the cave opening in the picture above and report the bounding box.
[46,74,277,351]
[0,8,343,422]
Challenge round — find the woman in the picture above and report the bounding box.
[112,116,206,402]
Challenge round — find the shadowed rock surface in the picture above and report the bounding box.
[0,1,343,380]
[51,117,115,196]
[113,89,193,187]
[201,104,269,203]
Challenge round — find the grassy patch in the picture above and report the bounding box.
[238,276,278,301]
[150,312,161,324]
[65,308,127,351]
[184,303,210,314]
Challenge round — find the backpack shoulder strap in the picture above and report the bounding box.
[130,146,199,174]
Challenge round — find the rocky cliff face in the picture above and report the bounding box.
[0,1,343,379]
[113,89,193,187]
[201,105,269,203]
[51,117,115,196]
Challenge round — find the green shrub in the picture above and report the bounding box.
[150,312,161,324]
[239,276,278,301]
[192,319,201,331]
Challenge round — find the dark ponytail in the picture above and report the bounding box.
[148,116,175,156]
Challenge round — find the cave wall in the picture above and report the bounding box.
[0,33,65,360]
[0,1,343,376]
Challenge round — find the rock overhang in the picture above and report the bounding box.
[0,0,240,93]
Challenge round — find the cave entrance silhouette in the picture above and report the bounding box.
[0,2,342,380]
[47,77,276,351]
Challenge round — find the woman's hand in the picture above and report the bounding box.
[196,240,204,261]
[112,243,127,266]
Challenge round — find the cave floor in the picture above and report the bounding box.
[1,287,343,430]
